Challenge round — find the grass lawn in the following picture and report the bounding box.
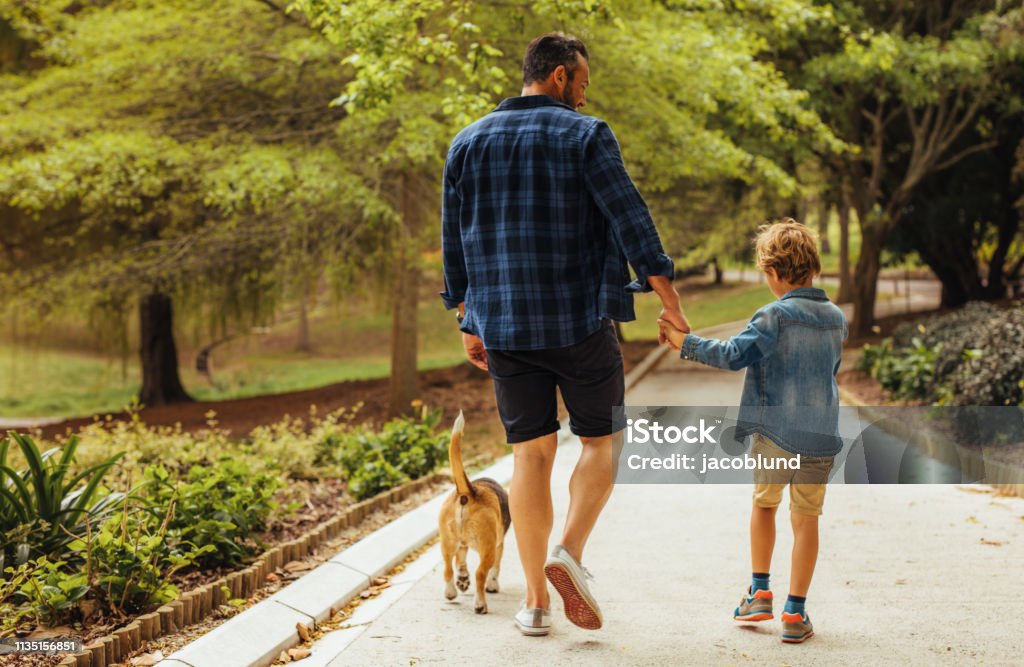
[0,281,827,419]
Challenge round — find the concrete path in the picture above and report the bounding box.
[722,269,942,318]
[315,321,1023,666]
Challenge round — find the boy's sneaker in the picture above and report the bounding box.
[781,611,814,643]
[543,545,603,630]
[734,588,774,622]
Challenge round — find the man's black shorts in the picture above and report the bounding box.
[485,321,625,444]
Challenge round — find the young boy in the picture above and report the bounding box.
[659,219,847,644]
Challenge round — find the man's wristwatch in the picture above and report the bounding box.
[456,312,464,325]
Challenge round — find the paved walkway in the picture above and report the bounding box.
[314,320,1023,666]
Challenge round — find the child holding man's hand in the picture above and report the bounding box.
[660,219,847,644]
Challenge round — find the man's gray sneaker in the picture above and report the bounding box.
[543,544,603,630]
[514,603,551,636]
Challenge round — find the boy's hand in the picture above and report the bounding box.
[657,318,686,351]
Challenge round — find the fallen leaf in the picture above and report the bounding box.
[894,579,907,585]
[288,648,312,661]
[27,626,75,639]
[956,486,994,495]
[966,516,979,524]
[360,590,375,599]
[284,561,313,573]
[980,538,1006,546]
[296,622,311,642]
[266,572,281,583]
[372,577,389,586]
[132,651,164,666]
[279,650,292,663]
[375,582,392,591]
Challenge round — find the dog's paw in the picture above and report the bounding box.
[456,572,470,592]
[485,580,500,594]
[444,580,457,600]
[474,599,488,614]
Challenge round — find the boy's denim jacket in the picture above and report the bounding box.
[681,287,848,457]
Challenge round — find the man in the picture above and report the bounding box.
[440,32,689,636]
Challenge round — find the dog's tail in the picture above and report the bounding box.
[449,410,474,501]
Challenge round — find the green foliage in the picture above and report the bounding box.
[944,306,1024,407]
[67,507,210,615]
[859,303,1024,406]
[0,433,124,565]
[858,338,936,400]
[0,556,88,634]
[346,452,408,501]
[323,405,449,500]
[140,460,281,568]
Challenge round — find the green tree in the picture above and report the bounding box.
[296,0,840,414]
[789,1,1024,335]
[0,0,385,406]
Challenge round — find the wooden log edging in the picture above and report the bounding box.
[60,471,448,666]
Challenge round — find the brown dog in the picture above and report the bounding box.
[438,411,511,614]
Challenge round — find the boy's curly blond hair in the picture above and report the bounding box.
[755,218,821,285]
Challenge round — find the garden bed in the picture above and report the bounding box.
[3,341,660,666]
[839,302,1024,495]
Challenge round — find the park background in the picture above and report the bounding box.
[0,1,1022,664]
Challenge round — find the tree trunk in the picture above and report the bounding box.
[817,197,831,255]
[836,200,853,304]
[139,292,191,406]
[851,224,883,338]
[295,287,312,353]
[388,173,423,417]
[711,257,723,285]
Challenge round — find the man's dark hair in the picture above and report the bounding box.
[522,33,589,85]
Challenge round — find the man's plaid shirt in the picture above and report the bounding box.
[440,95,675,351]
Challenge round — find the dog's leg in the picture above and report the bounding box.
[486,538,503,593]
[441,535,458,601]
[474,546,497,614]
[455,543,470,592]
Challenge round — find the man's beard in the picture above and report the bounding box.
[560,83,577,110]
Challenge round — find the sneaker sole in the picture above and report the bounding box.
[515,621,551,637]
[544,562,602,630]
[734,612,774,622]
[781,631,814,644]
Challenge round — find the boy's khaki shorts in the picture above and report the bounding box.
[752,433,834,516]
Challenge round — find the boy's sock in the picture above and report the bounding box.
[751,572,771,594]
[784,594,807,616]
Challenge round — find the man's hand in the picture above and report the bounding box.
[463,333,488,371]
[657,305,690,347]
[658,318,686,351]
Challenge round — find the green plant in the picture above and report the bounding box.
[0,433,124,565]
[333,405,448,500]
[140,460,281,568]
[69,507,210,615]
[346,451,407,501]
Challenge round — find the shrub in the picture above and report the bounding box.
[332,405,449,500]
[0,557,88,634]
[139,460,281,568]
[68,508,212,615]
[945,307,1024,406]
[346,451,408,501]
[860,303,1023,406]
[0,434,124,566]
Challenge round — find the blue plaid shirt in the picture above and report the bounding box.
[440,95,675,351]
